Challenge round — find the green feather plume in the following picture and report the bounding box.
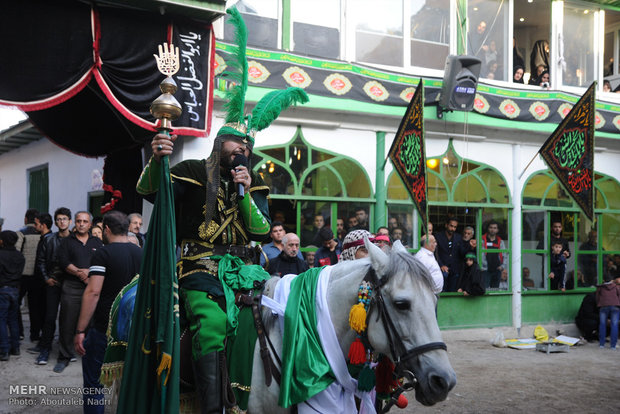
[249,88,309,132]
[222,7,248,124]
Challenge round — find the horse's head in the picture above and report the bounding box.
[364,238,456,406]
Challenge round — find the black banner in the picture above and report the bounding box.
[540,82,596,221]
[388,79,428,231]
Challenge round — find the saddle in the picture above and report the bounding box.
[178,280,276,411]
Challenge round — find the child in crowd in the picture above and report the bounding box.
[549,241,567,291]
[595,275,620,349]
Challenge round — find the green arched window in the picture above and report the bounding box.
[386,141,512,293]
[387,142,510,206]
[253,126,373,248]
[521,170,620,292]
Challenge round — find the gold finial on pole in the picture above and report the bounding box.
[150,43,182,131]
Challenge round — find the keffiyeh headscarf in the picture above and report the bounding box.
[340,229,372,261]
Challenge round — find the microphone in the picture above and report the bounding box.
[232,154,248,199]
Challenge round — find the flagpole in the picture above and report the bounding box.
[518,150,539,180]
[382,154,390,170]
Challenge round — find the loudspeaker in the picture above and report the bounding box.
[439,55,482,112]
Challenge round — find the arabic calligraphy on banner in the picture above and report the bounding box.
[388,78,428,229]
[172,26,211,130]
[540,82,596,221]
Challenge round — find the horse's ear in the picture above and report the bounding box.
[392,240,408,255]
[365,236,389,275]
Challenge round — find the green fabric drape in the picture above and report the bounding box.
[216,254,270,336]
[117,153,180,414]
[278,267,335,408]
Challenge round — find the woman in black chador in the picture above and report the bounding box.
[457,253,486,296]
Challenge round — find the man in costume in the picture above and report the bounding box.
[136,8,308,412]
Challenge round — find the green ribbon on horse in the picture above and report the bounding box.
[279,267,336,408]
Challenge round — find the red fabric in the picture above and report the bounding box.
[375,356,398,394]
[347,338,366,365]
[0,1,216,156]
[482,234,503,263]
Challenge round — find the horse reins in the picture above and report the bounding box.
[365,267,447,376]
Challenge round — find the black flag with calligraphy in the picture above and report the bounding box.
[388,79,428,232]
[540,82,596,221]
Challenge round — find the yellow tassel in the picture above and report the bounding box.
[157,353,172,386]
[349,303,367,333]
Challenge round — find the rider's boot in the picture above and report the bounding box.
[193,351,222,413]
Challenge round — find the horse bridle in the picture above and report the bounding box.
[364,267,447,381]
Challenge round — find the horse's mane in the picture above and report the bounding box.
[387,250,434,292]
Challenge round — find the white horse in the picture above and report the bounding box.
[247,239,456,413]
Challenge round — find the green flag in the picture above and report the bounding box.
[117,154,180,413]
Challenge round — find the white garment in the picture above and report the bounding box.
[414,247,444,293]
[263,268,376,414]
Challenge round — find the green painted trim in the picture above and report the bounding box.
[254,125,373,199]
[456,0,467,55]
[217,87,620,140]
[437,291,588,329]
[437,295,512,329]
[331,203,338,236]
[269,195,376,202]
[214,41,620,115]
[281,0,291,50]
[521,293,585,324]
[216,42,426,85]
[522,170,620,212]
[388,143,513,207]
[375,131,387,230]
[451,172,489,203]
[582,0,620,12]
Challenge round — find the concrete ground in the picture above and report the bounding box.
[2,311,618,414]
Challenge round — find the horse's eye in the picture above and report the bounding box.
[393,300,410,311]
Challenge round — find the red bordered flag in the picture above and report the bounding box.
[540,82,596,221]
[388,78,428,232]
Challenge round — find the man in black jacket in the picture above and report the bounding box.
[435,217,475,292]
[268,233,308,276]
[0,231,25,360]
[31,207,72,365]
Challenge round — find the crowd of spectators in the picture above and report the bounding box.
[0,207,144,411]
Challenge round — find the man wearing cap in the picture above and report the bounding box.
[314,227,341,266]
[136,9,309,412]
[374,227,392,251]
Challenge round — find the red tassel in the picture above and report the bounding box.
[347,338,366,365]
[375,355,397,394]
[396,393,408,409]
